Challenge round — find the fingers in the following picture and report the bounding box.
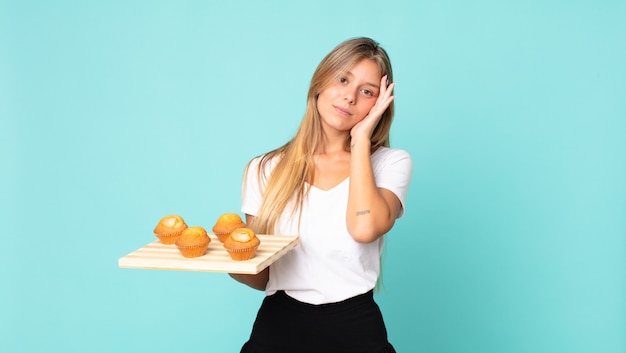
[372,75,395,115]
[381,75,395,103]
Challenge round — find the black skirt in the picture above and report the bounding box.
[240,290,397,353]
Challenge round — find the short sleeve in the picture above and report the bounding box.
[371,148,413,218]
[241,157,264,217]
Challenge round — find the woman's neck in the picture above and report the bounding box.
[316,131,349,156]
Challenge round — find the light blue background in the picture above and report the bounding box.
[1,1,625,352]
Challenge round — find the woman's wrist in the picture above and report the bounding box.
[350,137,371,150]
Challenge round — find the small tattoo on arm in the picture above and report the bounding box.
[356,209,371,216]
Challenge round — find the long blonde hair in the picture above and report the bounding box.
[246,37,395,234]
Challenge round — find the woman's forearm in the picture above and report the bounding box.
[346,138,398,243]
[229,267,269,291]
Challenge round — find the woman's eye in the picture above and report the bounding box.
[339,77,348,84]
[362,89,373,96]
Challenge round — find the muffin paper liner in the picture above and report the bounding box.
[224,245,259,261]
[176,239,210,258]
[154,223,188,244]
[155,233,182,245]
[214,232,231,243]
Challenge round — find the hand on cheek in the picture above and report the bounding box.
[350,75,395,143]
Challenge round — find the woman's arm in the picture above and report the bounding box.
[346,76,402,243]
[228,214,269,290]
[229,267,269,291]
[346,140,402,243]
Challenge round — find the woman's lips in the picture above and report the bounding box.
[333,105,352,117]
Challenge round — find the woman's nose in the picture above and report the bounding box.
[343,89,355,104]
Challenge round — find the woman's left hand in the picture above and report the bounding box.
[350,75,395,141]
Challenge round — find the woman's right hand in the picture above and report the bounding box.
[228,214,268,290]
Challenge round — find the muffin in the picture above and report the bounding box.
[212,213,246,242]
[153,215,188,244]
[223,227,260,261]
[175,226,211,258]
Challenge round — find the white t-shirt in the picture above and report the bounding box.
[241,147,412,304]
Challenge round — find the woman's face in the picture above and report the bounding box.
[316,58,382,134]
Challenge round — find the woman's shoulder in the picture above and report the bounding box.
[371,147,413,185]
[248,151,283,173]
[250,151,282,163]
[371,146,411,162]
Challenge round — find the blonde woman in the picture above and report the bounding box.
[232,37,412,353]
